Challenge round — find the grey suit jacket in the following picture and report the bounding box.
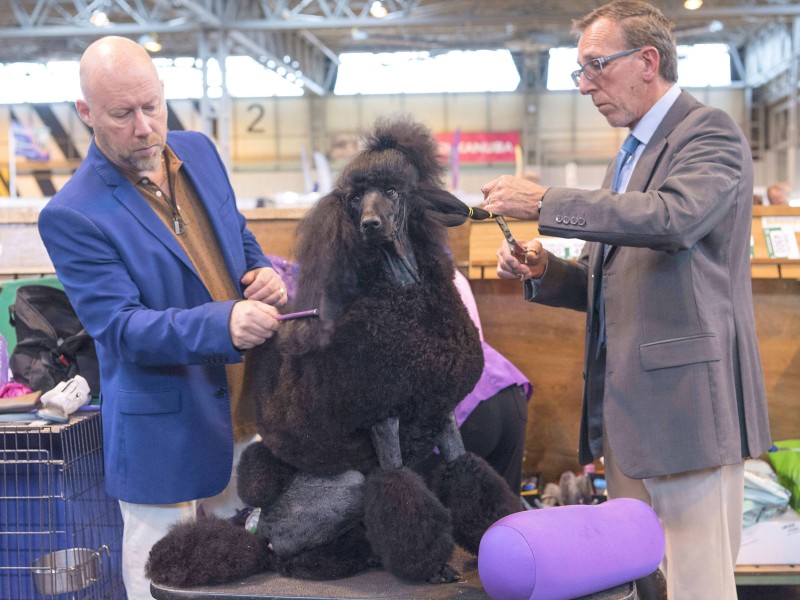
[531,90,771,479]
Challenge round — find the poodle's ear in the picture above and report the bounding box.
[422,187,494,227]
[291,191,360,348]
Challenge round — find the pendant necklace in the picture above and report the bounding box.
[159,156,185,235]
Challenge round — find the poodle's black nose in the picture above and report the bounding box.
[361,216,381,232]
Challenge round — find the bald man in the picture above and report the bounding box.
[38,36,286,599]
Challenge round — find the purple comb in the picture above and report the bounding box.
[275,308,320,321]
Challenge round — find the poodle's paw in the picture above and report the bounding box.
[146,517,272,587]
[427,563,461,584]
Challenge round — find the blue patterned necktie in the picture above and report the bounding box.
[598,133,640,356]
[612,133,641,192]
[603,134,640,265]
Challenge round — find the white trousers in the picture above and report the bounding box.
[118,435,258,600]
[603,433,744,600]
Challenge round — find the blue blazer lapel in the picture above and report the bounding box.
[87,140,199,277]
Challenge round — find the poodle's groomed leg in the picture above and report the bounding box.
[437,412,467,462]
[238,442,370,578]
[432,412,523,554]
[272,524,374,581]
[257,470,365,559]
[370,416,402,469]
[365,416,457,583]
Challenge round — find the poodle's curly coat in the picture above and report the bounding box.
[147,118,520,588]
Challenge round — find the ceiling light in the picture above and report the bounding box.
[684,0,703,10]
[89,10,110,27]
[139,34,162,53]
[370,1,388,18]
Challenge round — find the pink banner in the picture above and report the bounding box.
[436,131,520,163]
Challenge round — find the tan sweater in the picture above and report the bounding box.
[129,145,255,440]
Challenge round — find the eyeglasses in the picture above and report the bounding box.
[571,48,643,87]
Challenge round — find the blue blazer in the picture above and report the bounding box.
[38,131,272,504]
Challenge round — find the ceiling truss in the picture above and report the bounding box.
[0,0,799,96]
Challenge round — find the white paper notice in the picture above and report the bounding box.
[761,216,800,259]
[537,238,586,260]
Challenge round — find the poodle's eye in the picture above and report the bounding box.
[386,188,398,198]
[350,194,361,204]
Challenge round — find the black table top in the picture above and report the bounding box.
[150,547,486,600]
[150,547,637,600]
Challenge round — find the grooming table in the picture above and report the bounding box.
[150,547,638,600]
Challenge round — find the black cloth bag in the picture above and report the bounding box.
[8,284,100,396]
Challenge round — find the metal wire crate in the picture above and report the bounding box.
[0,413,125,599]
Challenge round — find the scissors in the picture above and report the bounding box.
[495,215,534,264]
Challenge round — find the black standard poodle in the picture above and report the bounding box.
[146,117,522,587]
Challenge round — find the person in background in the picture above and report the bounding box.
[416,270,532,494]
[481,1,771,598]
[766,181,791,206]
[37,36,286,599]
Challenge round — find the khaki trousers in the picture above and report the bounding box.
[603,433,744,600]
[118,435,258,600]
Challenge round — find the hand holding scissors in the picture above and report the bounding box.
[496,231,546,281]
[494,215,539,264]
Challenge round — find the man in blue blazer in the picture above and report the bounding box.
[38,36,286,599]
[483,2,771,599]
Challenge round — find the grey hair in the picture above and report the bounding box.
[572,0,678,83]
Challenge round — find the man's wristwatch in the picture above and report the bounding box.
[537,199,543,215]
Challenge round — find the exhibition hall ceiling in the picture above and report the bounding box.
[0,0,798,94]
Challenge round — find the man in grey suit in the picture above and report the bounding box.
[482,1,771,598]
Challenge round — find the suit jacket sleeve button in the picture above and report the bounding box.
[555,215,562,223]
